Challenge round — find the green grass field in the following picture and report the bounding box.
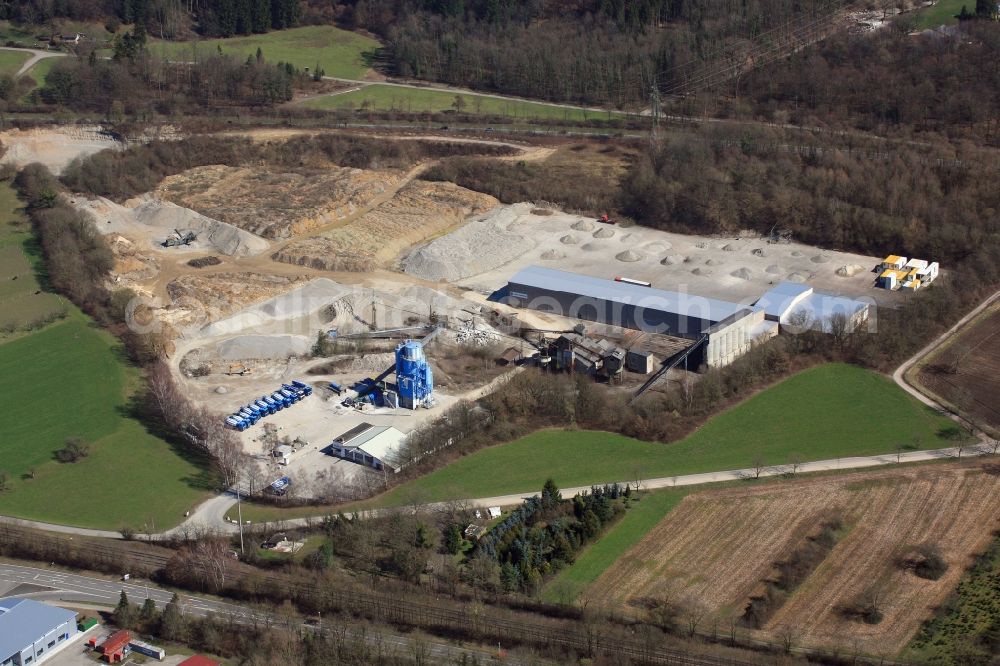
[21,55,61,87]
[0,181,66,332]
[301,84,625,122]
[0,315,214,530]
[147,25,379,79]
[913,0,965,28]
[234,363,958,523]
[0,50,30,77]
[542,488,689,603]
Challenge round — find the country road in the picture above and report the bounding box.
[0,562,513,664]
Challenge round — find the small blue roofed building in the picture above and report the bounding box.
[0,598,78,666]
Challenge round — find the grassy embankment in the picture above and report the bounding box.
[147,25,379,79]
[0,182,213,530]
[301,83,627,122]
[233,363,958,523]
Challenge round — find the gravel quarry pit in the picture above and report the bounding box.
[75,195,270,257]
[273,181,497,272]
[0,125,119,174]
[157,164,404,239]
[405,202,891,305]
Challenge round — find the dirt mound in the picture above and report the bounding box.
[644,241,671,253]
[581,242,603,252]
[722,243,740,252]
[560,234,579,245]
[531,208,553,216]
[276,181,497,273]
[187,256,222,268]
[660,254,684,265]
[766,264,783,274]
[593,227,615,238]
[616,250,643,262]
[402,203,532,282]
[787,272,808,282]
[752,248,767,257]
[811,254,832,264]
[157,164,404,239]
[730,267,753,280]
[836,264,865,277]
[791,250,804,257]
[541,249,566,260]
[571,220,595,231]
[692,267,714,276]
[705,258,722,266]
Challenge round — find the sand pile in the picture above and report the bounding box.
[766,265,783,274]
[692,267,714,276]
[402,203,534,282]
[752,248,767,257]
[788,272,808,282]
[722,243,739,252]
[581,243,603,252]
[791,250,803,257]
[836,264,865,277]
[593,227,615,239]
[215,334,312,360]
[571,220,595,231]
[811,254,832,264]
[661,254,684,265]
[644,241,671,253]
[541,249,565,260]
[616,250,643,262]
[560,235,579,244]
[167,273,312,331]
[731,267,753,280]
[77,195,270,257]
[705,258,722,266]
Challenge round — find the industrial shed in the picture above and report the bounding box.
[0,598,77,666]
[505,266,773,368]
[506,266,749,338]
[755,282,870,333]
[328,423,406,473]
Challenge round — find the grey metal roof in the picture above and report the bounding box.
[0,598,76,657]
[753,282,813,319]
[508,266,749,325]
[785,293,869,332]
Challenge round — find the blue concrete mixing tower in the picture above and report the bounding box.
[396,339,433,409]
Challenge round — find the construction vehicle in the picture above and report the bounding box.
[598,214,615,224]
[163,228,197,247]
[227,363,252,376]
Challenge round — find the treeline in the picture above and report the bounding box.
[619,126,1000,267]
[323,0,843,105]
[708,21,1000,141]
[39,50,300,116]
[0,0,301,39]
[476,480,628,594]
[62,134,517,200]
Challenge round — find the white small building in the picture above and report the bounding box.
[755,282,870,333]
[328,422,406,473]
[487,506,502,519]
[274,444,293,466]
[0,598,78,666]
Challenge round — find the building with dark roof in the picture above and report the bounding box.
[0,598,77,666]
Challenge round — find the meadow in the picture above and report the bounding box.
[0,50,30,77]
[147,25,379,79]
[301,84,625,121]
[912,0,965,29]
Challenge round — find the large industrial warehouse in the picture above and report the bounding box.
[504,266,870,368]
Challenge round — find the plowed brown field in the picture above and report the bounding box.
[917,303,1000,437]
[586,462,1000,654]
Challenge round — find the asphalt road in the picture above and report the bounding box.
[0,562,509,664]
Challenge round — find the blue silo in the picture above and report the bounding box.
[396,339,433,409]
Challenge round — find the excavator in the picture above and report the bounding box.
[163,228,197,247]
